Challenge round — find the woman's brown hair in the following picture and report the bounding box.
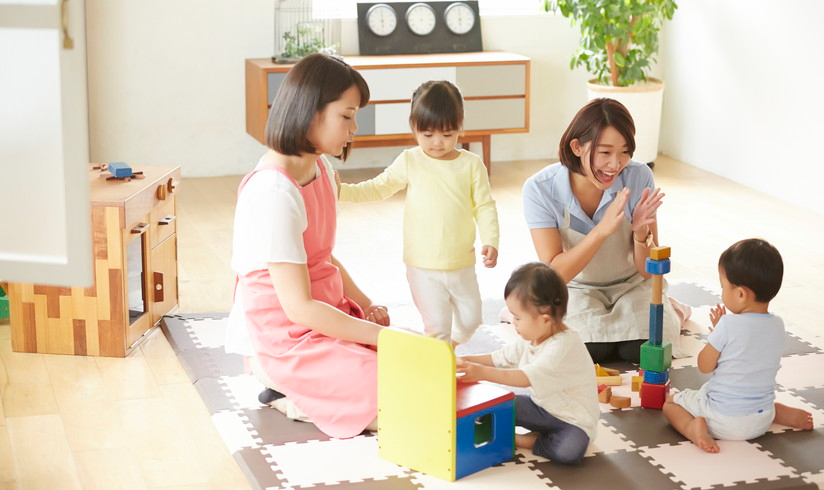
[558,98,636,175]
[265,53,370,160]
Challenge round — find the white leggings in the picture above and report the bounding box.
[406,265,482,344]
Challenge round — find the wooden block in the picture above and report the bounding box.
[602,366,620,376]
[640,341,672,372]
[598,386,612,403]
[650,246,671,260]
[640,381,670,410]
[648,303,664,344]
[594,364,609,377]
[631,376,643,392]
[610,395,631,409]
[596,375,622,386]
[645,257,671,275]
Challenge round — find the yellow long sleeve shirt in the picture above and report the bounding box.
[339,147,499,270]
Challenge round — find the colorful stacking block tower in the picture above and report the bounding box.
[640,246,672,409]
[378,327,515,481]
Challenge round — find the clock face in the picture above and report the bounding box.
[444,2,476,35]
[405,3,437,36]
[366,4,398,37]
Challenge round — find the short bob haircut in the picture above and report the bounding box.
[408,80,464,133]
[265,53,370,161]
[558,98,636,176]
[719,238,783,303]
[504,262,568,323]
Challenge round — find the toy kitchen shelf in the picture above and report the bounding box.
[6,163,181,357]
[245,51,530,171]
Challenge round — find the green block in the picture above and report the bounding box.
[0,296,8,320]
[640,341,672,372]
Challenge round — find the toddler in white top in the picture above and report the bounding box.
[663,238,814,453]
[456,262,598,464]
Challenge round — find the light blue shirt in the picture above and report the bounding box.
[522,161,655,234]
[706,313,785,416]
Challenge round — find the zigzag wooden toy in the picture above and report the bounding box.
[377,327,515,481]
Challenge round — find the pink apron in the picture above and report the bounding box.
[237,159,377,438]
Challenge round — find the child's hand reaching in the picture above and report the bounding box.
[364,305,390,326]
[481,245,498,268]
[456,358,484,383]
[709,303,726,330]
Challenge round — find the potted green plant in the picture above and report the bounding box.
[541,0,677,164]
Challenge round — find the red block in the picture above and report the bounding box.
[640,381,670,410]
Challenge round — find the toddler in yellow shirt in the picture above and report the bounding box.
[338,80,499,345]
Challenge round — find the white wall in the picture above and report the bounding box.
[85,5,603,177]
[660,0,824,213]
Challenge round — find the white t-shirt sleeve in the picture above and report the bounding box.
[230,170,307,276]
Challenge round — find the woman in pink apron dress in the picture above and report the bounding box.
[231,54,389,439]
[522,98,689,364]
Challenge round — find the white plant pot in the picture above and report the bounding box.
[586,78,664,165]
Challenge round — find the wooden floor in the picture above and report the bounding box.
[2,155,823,488]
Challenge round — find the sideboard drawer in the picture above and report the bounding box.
[360,66,457,101]
[457,65,527,97]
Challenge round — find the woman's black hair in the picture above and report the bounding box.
[558,98,636,175]
[265,53,370,160]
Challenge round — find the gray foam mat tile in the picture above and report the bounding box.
[532,449,682,490]
[160,316,199,353]
[599,408,687,449]
[669,364,712,392]
[194,377,238,414]
[753,428,824,476]
[233,446,286,490]
[666,282,721,307]
[176,346,244,382]
[239,407,334,446]
[790,387,824,412]
[784,333,823,357]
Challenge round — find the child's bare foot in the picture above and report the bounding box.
[774,403,814,430]
[685,416,719,453]
[515,432,539,451]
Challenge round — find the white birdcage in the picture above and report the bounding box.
[273,0,341,63]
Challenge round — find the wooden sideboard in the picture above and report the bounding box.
[7,164,181,357]
[245,51,531,170]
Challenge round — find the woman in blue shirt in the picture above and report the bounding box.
[521,98,689,363]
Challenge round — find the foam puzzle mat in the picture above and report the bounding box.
[161,283,824,490]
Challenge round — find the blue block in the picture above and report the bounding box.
[643,369,669,384]
[648,303,664,345]
[645,257,671,275]
[455,398,515,479]
[107,162,132,178]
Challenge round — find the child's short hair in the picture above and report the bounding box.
[504,262,568,321]
[265,53,370,161]
[558,98,636,176]
[409,80,464,133]
[719,238,783,303]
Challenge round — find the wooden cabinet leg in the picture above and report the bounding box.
[482,135,491,175]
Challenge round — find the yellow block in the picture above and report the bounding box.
[650,246,671,260]
[378,328,457,481]
[596,375,622,386]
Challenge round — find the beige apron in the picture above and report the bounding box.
[560,208,684,357]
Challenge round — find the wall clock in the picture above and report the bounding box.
[365,3,398,37]
[357,1,482,56]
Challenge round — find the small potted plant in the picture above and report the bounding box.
[275,22,339,63]
[541,0,677,164]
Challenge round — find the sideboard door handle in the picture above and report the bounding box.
[153,272,164,302]
[130,222,149,235]
[158,215,177,226]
